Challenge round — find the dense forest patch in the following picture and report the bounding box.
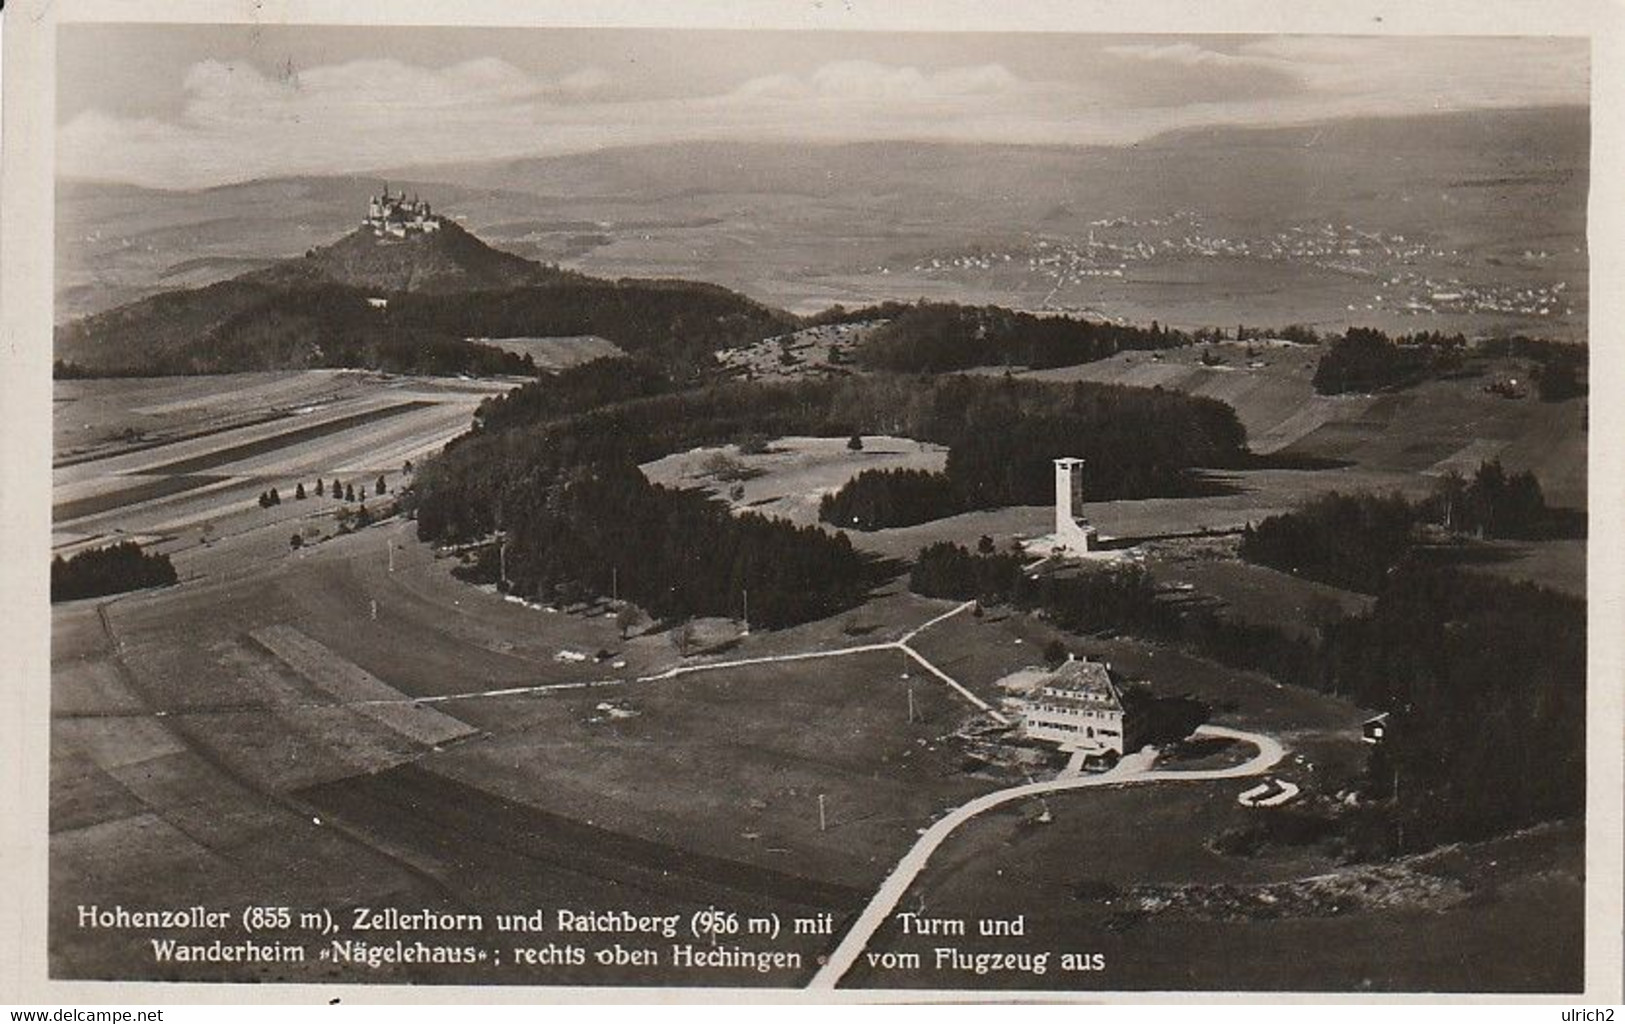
[1240,460,1578,592]
[853,302,1188,373]
[52,542,177,602]
[1311,327,1587,399]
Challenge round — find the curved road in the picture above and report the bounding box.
[807,723,1287,989]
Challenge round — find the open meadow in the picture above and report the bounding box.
[51,512,1003,983]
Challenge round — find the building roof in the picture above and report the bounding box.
[1036,657,1123,709]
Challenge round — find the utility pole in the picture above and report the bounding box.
[742,587,749,634]
[818,794,827,833]
[388,541,395,573]
[1393,763,1403,852]
[907,682,916,724]
[498,531,508,590]
[611,566,618,603]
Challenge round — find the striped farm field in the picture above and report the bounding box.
[52,370,512,546]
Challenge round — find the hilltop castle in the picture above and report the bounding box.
[363,188,442,239]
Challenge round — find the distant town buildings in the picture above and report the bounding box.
[890,214,1574,321]
[1017,655,1133,757]
[364,188,442,239]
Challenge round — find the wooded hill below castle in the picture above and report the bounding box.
[54,202,797,377]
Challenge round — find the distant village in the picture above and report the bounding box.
[890,213,1573,321]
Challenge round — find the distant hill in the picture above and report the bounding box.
[54,219,796,377]
[53,176,562,320]
[57,106,1588,335]
[394,105,1586,238]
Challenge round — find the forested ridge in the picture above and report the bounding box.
[441,461,877,629]
[386,277,796,375]
[1312,326,1588,399]
[1240,461,1577,592]
[424,368,1247,534]
[56,276,795,378]
[855,302,1188,373]
[412,367,1246,626]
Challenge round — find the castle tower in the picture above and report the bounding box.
[1053,457,1098,552]
[363,187,442,237]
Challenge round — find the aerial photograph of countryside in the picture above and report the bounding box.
[48,24,1588,992]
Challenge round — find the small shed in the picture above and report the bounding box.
[1362,712,1390,745]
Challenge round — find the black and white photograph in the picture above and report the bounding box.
[5,0,1621,1004]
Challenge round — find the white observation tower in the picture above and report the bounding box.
[1053,457,1099,553]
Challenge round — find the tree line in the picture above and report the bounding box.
[1323,566,1583,850]
[51,542,177,602]
[1311,327,1463,395]
[55,270,793,379]
[819,468,961,530]
[1477,335,1588,402]
[382,278,797,379]
[472,357,674,435]
[431,461,881,629]
[1239,460,1574,592]
[454,370,1246,470]
[1239,491,1419,593]
[853,302,1189,373]
[1312,326,1586,400]
[56,283,542,378]
[809,376,1245,529]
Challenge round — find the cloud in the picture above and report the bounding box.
[1101,41,1304,106]
[60,56,1052,187]
[736,60,1024,103]
[56,39,1588,189]
[558,66,612,97]
[1105,41,1275,70]
[59,56,615,186]
[179,56,554,124]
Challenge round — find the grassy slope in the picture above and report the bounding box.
[1019,341,1586,510]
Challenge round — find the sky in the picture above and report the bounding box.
[56,25,1589,189]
